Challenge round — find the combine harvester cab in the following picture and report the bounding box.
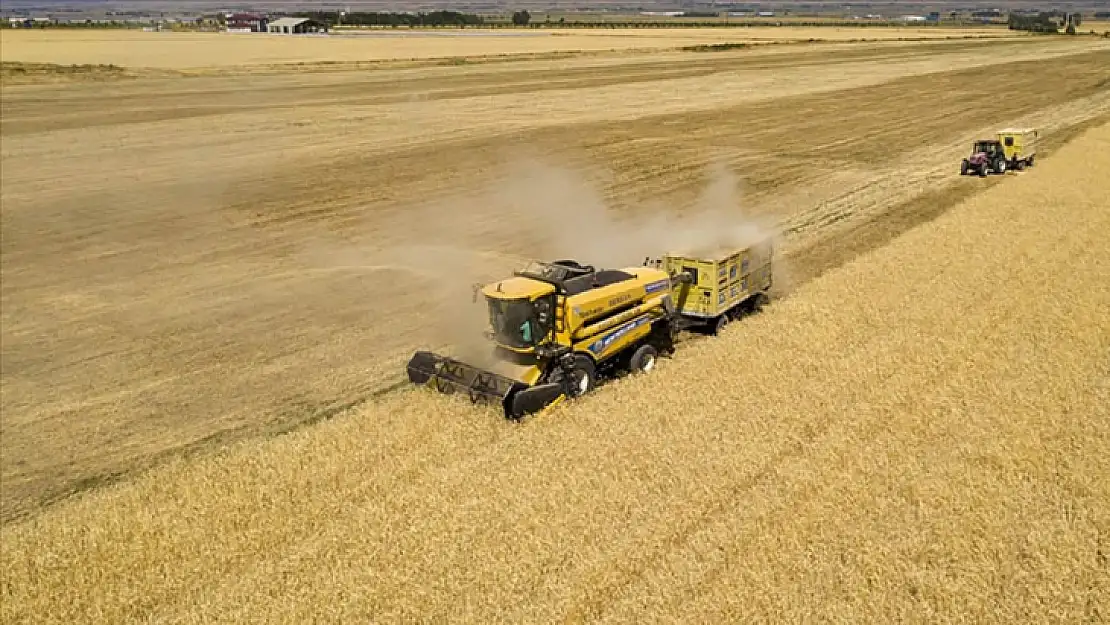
[406,236,774,419]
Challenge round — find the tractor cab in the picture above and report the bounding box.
[970,139,1003,162]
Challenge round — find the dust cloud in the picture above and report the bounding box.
[287,154,782,360]
[292,235,517,365]
[492,154,780,268]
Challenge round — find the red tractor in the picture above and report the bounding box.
[960,139,1009,177]
[960,129,1038,178]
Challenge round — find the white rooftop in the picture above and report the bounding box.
[269,17,312,28]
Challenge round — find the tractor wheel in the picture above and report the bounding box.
[960,160,969,176]
[978,163,988,177]
[994,158,1007,175]
[628,344,658,375]
[548,354,596,398]
[1027,155,1035,167]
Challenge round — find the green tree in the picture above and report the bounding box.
[512,10,531,26]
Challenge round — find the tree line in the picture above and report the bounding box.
[291,11,485,27]
[5,10,1098,31]
[1008,11,1082,34]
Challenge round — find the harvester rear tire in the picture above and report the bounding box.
[629,344,658,374]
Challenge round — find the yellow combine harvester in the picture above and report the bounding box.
[406,236,773,419]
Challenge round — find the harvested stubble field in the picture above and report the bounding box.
[2,31,1110,611]
[1,25,1021,69]
[1087,19,1110,34]
[2,30,1109,524]
[3,97,1109,625]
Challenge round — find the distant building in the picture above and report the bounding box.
[266,17,326,34]
[226,13,268,32]
[7,16,53,27]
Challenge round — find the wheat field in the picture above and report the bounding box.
[0,26,1023,69]
[2,112,1107,624]
[2,28,1110,621]
[1086,19,1110,33]
[2,32,1109,524]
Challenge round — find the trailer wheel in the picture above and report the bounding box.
[712,314,729,336]
[753,292,769,313]
[629,344,658,374]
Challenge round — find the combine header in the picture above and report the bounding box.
[406,236,773,419]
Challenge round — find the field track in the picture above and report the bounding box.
[1,34,1109,525]
[3,107,1108,625]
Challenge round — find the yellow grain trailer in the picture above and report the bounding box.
[996,128,1038,170]
[645,235,773,335]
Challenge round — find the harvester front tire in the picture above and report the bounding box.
[629,344,658,375]
[549,354,596,398]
